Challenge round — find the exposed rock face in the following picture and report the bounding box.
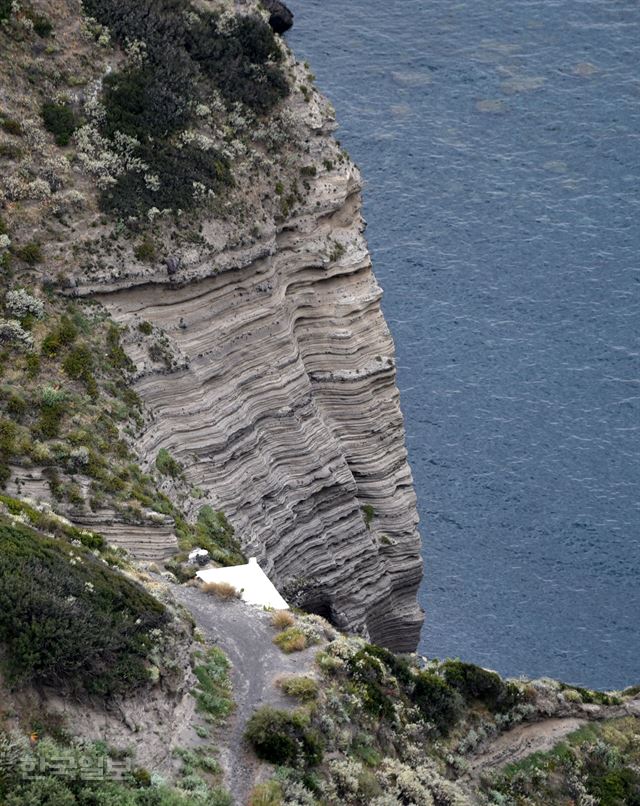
[74,65,423,652]
[262,0,294,34]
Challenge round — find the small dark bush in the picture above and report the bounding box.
[0,0,11,22]
[5,393,26,420]
[41,102,78,147]
[245,706,323,767]
[0,518,167,695]
[412,670,464,734]
[0,142,23,160]
[0,116,22,136]
[0,418,16,489]
[62,343,94,382]
[360,643,414,686]
[28,12,53,37]
[138,320,153,335]
[16,242,43,264]
[134,238,156,263]
[36,392,67,439]
[42,316,78,357]
[106,324,133,372]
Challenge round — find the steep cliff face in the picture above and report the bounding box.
[84,91,423,651]
[0,0,423,650]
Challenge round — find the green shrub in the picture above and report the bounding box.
[245,707,323,767]
[28,12,53,37]
[106,324,133,371]
[0,116,22,136]
[138,320,153,335]
[249,781,284,806]
[412,670,464,734]
[193,505,244,566]
[41,102,78,147]
[62,343,94,382]
[36,387,67,439]
[99,140,231,218]
[347,647,398,718]
[186,11,289,114]
[134,238,156,263]
[441,659,521,711]
[0,142,23,160]
[562,684,620,707]
[156,448,183,478]
[0,0,12,22]
[362,504,374,528]
[102,65,191,141]
[42,316,78,357]
[0,418,16,489]
[15,242,42,265]
[0,518,167,695]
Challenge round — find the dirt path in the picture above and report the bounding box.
[172,586,321,805]
[465,695,640,783]
[465,717,586,780]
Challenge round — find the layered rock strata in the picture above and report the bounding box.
[72,66,424,652]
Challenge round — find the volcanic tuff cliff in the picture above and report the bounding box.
[87,87,424,652]
[0,0,423,650]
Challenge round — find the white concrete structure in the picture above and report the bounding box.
[197,557,289,610]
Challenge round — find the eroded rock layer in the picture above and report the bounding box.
[74,64,424,651]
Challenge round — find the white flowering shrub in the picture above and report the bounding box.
[5,289,44,320]
[330,759,363,795]
[0,318,34,349]
[1,174,52,201]
[75,122,148,188]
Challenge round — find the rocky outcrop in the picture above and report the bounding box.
[262,0,294,34]
[7,466,178,560]
[74,63,423,652]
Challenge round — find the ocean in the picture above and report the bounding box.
[287,0,640,689]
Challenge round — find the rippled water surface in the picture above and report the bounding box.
[287,0,640,688]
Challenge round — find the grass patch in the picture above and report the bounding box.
[202,581,239,600]
[192,647,233,722]
[271,610,295,630]
[278,675,318,702]
[249,782,284,806]
[273,627,307,653]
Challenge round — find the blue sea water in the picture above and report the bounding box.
[287,0,640,689]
